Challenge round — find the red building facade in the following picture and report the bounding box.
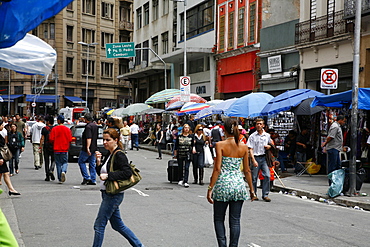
[215,0,261,99]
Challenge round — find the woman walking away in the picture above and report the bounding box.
[93,128,144,247]
[7,123,24,176]
[192,124,207,185]
[174,124,194,188]
[155,123,165,160]
[0,120,20,196]
[207,118,255,247]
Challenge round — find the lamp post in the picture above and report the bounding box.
[78,41,98,109]
[172,0,187,77]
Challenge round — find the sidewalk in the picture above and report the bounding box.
[140,143,370,211]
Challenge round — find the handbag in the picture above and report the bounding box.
[104,150,142,194]
[204,144,213,165]
[0,145,13,162]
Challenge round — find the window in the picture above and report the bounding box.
[135,44,141,66]
[82,0,96,15]
[82,89,94,97]
[67,25,73,42]
[43,23,48,39]
[101,32,113,47]
[219,15,225,51]
[66,2,73,10]
[237,7,245,45]
[50,23,55,40]
[228,12,234,48]
[119,60,129,75]
[42,23,55,40]
[101,2,114,19]
[153,0,159,21]
[162,32,168,54]
[181,0,214,40]
[101,62,113,78]
[65,88,74,96]
[82,59,95,76]
[143,40,149,63]
[66,57,73,74]
[136,7,142,29]
[163,0,169,15]
[189,58,204,74]
[152,36,158,54]
[144,2,149,26]
[248,2,256,42]
[82,28,96,43]
[14,86,23,95]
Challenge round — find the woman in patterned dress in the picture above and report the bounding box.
[207,118,255,247]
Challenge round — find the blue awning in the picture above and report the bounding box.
[0,95,23,102]
[26,95,59,103]
[64,96,86,104]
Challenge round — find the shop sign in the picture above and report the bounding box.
[268,55,282,73]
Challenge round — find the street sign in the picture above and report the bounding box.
[180,76,191,102]
[105,42,136,58]
[321,68,338,89]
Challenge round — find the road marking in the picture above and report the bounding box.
[130,188,149,197]
[86,204,100,206]
[247,243,262,247]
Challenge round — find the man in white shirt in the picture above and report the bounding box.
[130,122,140,151]
[30,116,46,170]
[247,118,272,202]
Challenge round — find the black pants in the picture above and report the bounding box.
[43,148,55,176]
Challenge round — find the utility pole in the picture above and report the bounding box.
[349,0,362,196]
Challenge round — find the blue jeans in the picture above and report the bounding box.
[9,149,20,175]
[131,134,139,149]
[213,200,244,247]
[54,152,68,181]
[327,148,341,174]
[251,156,270,197]
[93,191,143,247]
[78,150,97,182]
[177,157,191,183]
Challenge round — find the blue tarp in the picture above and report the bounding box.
[0,0,74,48]
[311,88,370,110]
[26,94,59,103]
[0,94,23,102]
[65,96,86,104]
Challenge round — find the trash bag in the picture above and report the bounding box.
[327,168,345,198]
[306,162,321,175]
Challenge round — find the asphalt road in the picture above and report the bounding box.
[1,141,369,247]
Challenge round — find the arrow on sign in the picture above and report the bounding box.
[107,48,112,54]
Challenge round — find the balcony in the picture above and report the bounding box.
[119,20,134,31]
[295,10,354,45]
[344,0,370,19]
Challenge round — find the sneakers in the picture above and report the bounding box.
[87,180,96,185]
[60,172,66,183]
[178,180,183,186]
[49,172,55,181]
[81,178,88,185]
[184,183,189,188]
[262,196,271,202]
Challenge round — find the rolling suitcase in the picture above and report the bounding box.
[167,159,179,183]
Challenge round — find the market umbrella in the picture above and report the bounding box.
[0,0,74,48]
[260,89,324,116]
[119,103,153,116]
[177,103,210,116]
[292,98,326,115]
[195,105,215,120]
[225,92,273,118]
[212,98,238,115]
[144,89,180,104]
[165,94,207,111]
[111,107,125,117]
[139,108,165,114]
[206,99,224,106]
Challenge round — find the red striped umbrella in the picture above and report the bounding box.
[176,103,210,115]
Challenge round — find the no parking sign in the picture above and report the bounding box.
[180,76,191,102]
[321,69,338,89]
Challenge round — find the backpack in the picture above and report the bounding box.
[8,132,19,150]
[43,126,54,151]
[211,128,221,142]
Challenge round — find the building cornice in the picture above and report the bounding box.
[214,45,260,60]
[257,45,298,58]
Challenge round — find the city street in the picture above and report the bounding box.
[1,141,370,247]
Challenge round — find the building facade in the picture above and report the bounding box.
[0,0,134,116]
[214,0,262,99]
[258,0,300,96]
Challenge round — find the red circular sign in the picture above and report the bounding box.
[180,77,190,86]
[321,69,338,85]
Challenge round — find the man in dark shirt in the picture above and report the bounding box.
[78,113,98,185]
[295,127,309,173]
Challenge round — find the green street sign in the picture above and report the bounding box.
[105,42,136,58]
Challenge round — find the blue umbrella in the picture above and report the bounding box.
[212,98,238,115]
[260,89,324,116]
[0,0,74,48]
[225,93,273,118]
[195,106,215,120]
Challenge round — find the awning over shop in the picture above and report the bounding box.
[311,88,370,110]
[64,96,86,104]
[26,94,59,103]
[0,95,23,102]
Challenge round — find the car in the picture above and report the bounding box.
[68,124,108,161]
